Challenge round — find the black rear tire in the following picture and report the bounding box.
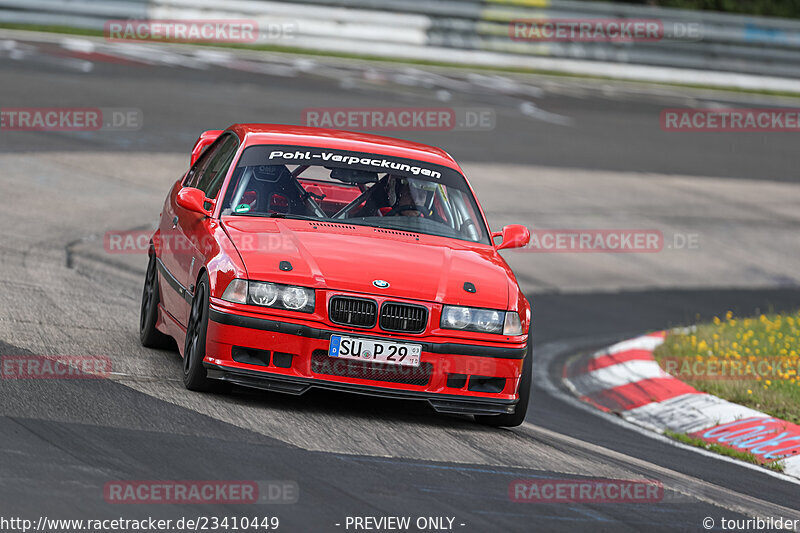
[140,252,173,349]
[475,345,532,428]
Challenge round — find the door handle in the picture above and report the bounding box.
[172,216,179,228]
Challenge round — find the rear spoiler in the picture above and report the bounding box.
[190,129,224,166]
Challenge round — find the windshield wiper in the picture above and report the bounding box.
[266,212,323,221]
[227,212,322,221]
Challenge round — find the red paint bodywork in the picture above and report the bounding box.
[152,124,531,407]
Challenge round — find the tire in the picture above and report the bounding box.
[140,252,173,349]
[475,345,532,428]
[182,272,217,392]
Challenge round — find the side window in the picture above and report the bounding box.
[183,139,222,188]
[196,135,238,198]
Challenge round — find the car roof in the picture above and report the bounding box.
[227,124,462,171]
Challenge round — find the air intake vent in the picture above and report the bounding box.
[380,302,428,333]
[312,350,431,386]
[329,296,378,328]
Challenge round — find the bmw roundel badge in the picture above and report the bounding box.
[372,279,390,289]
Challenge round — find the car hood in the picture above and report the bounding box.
[221,217,511,309]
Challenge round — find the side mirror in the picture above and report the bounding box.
[190,129,223,167]
[177,187,213,216]
[495,224,530,250]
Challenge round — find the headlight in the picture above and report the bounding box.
[442,306,472,330]
[441,305,505,334]
[281,286,310,310]
[476,309,503,331]
[440,306,523,336]
[221,279,315,313]
[250,282,279,306]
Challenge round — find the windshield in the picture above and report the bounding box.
[220,145,490,244]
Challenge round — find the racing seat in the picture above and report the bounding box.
[247,165,310,216]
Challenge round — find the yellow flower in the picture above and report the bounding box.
[747,389,753,394]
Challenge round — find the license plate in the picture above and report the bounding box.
[328,335,422,367]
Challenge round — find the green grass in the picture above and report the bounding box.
[654,310,800,425]
[4,23,800,98]
[0,23,105,37]
[664,430,785,472]
[585,0,800,20]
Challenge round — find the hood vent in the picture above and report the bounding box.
[373,228,419,240]
[309,222,358,230]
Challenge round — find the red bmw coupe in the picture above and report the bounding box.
[140,124,532,426]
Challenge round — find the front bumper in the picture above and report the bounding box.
[204,306,527,416]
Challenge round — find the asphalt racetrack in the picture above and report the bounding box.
[1,33,799,532]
